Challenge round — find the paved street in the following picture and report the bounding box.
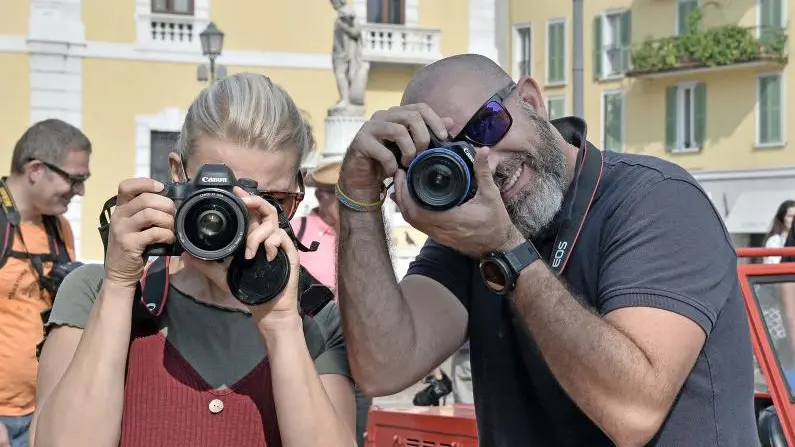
[371,358,452,408]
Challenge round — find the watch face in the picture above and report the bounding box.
[479,259,509,294]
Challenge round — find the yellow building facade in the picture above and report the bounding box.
[503,0,794,244]
[0,0,503,264]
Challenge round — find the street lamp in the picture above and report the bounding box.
[197,22,226,84]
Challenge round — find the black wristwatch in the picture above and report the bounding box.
[478,240,541,295]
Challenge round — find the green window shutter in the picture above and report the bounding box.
[604,93,623,152]
[760,77,770,143]
[665,86,678,150]
[760,75,782,144]
[760,0,772,39]
[694,83,706,147]
[548,23,557,81]
[593,16,602,79]
[556,23,565,81]
[770,76,782,142]
[773,0,783,29]
[678,0,697,34]
[620,11,632,72]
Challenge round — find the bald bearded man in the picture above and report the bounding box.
[336,54,757,447]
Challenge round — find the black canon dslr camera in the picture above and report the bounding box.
[388,132,478,211]
[143,164,255,261]
[99,164,318,306]
[40,261,84,296]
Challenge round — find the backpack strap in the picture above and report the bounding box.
[0,212,14,270]
[43,215,71,265]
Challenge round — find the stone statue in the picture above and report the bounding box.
[330,0,368,114]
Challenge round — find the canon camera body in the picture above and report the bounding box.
[142,164,254,261]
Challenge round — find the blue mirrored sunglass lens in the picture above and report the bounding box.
[463,101,511,146]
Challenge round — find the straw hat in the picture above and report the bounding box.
[305,158,343,187]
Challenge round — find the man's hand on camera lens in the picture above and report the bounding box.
[104,178,177,289]
[394,146,523,258]
[341,103,452,201]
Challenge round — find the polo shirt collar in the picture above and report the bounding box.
[531,116,595,247]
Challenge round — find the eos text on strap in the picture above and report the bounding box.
[478,144,604,294]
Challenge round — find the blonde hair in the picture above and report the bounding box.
[175,73,314,170]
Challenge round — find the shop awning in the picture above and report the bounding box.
[724,190,795,234]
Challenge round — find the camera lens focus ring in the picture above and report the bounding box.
[175,190,248,261]
[407,148,472,211]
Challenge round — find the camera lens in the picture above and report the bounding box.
[197,209,227,238]
[408,150,470,211]
[176,191,247,260]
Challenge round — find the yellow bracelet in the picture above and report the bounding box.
[334,183,386,212]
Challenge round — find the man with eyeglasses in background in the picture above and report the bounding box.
[0,119,91,447]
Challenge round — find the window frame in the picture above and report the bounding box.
[367,0,406,25]
[546,95,566,120]
[149,131,180,184]
[601,90,625,152]
[675,0,700,35]
[756,72,786,148]
[674,82,699,153]
[513,23,533,81]
[599,8,629,79]
[545,18,567,86]
[756,0,787,39]
[151,0,195,15]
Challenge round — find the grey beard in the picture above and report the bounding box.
[501,101,567,239]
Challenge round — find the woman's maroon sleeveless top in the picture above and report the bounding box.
[119,330,282,446]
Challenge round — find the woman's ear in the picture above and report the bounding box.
[168,152,184,183]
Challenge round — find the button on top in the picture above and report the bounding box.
[208,398,224,414]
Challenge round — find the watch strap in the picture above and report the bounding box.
[504,240,540,276]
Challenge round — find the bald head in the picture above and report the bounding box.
[401,54,512,106]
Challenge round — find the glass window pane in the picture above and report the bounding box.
[150,131,179,184]
[152,0,167,12]
[367,0,383,23]
[173,0,191,13]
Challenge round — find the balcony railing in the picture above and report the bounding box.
[361,23,442,65]
[627,25,787,78]
[139,13,199,50]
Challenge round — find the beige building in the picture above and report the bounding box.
[0,0,505,264]
[504,0,794,245]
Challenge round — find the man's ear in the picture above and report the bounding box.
[515,75,547,120]
[24,160,46,184]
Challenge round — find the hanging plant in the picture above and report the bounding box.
[628,9,788,75]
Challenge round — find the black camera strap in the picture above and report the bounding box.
[97,194,330,322]
[0,179,70,286]
[545,143,603,276]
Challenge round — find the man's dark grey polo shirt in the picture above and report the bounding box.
[406,117,758,446]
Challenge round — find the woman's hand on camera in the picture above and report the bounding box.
[105,178,176,289]
[234,188,301,329]
[341,103,453,201]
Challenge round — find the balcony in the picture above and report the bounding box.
[360,23,442,66]
[627,24,787,79]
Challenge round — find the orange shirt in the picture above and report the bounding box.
[0,216,74,416]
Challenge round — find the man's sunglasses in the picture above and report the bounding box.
[451,82,517,147]
[33,159,89,190]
